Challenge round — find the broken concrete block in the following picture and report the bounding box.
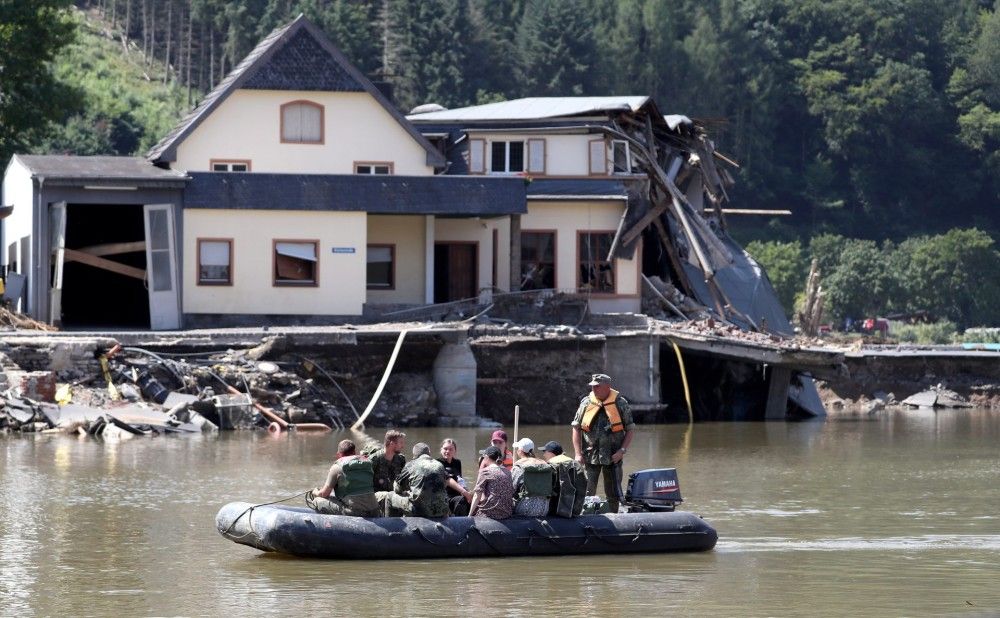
[9,370,57,402]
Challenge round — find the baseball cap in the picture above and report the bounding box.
[479,445,503,461]
[540,441,563,455]
[512,438,534,453]
[490,429,508,442]
[588,373,612,386]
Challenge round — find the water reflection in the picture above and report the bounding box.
[1,409,998,616]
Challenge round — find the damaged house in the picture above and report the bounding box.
[1,15,831,419]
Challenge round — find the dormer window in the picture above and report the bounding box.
[490,141,525,173]
[281,100,324,144]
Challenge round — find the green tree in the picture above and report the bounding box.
[821,239,895,321]
[0,0,79,166]
[745,240,808,313]
[893,228,1000,327]
[516,0,599,96]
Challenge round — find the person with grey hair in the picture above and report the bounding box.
[377,442,450,517]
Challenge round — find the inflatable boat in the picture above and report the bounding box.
[215,468,718,559]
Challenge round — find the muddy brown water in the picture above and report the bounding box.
[2,409,999,616]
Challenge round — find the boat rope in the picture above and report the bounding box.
[221,491,309,537]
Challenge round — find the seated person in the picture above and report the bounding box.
[378,442,450,518]
[306,439,380,517]
[510,438,554,517]
[437,438,472,516]
[469,446,514,520]
[540,440,587,517]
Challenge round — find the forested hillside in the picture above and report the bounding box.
[3,0,1000,327]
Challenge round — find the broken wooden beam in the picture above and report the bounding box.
[62,248,146,280]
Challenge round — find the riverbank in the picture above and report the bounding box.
[4,320,1000,434]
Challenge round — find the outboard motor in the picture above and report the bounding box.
[625,468,683,512]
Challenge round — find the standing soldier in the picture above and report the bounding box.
[571,373,635,513]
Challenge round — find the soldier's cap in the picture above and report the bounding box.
[490,429,508,442]
[588,373,612,386]
[540,441,563,455]
[479,445,503,462]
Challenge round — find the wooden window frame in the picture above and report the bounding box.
[489,140,526,174]
[366,243,396,290]
[196,238,234,286]
[209,159,251,172]
[272,238,320,287]
[576,230,617,295]
[354,161,395,175]
[280,100,325,145]
[611,139,632,174]
[520,229,558,290]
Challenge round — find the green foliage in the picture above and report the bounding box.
[38,8,190,156]
[745,240,807,313]
[891,320,959,344]
[891,228,1000,327]
[961,328,1000,344]
[0,0,79,166]
[516,0,599,96]
[821,239,896,322]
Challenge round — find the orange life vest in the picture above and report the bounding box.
[502,449,513,469]
[581,389,624,433]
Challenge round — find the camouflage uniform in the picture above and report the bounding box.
[379,454,449,517]
[370,448,406,493]
[571,392,635,512]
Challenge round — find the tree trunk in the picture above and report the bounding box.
[164,0,172,84]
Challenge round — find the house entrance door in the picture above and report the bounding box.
[434,242,478,303]
[143,204,180,329]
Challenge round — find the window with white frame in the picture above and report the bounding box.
[611,140,632,173]
[197,239,233,285]
[355,163,392,175]
[273,240,318,286]
[367,245,395,289]
[490,140,525,173]
[211,160,250,172]
[281,101,324,144]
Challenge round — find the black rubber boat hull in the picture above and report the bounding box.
[216,501,718,559]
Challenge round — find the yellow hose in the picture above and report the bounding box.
[670,340,693,423]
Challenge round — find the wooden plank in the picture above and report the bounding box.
[78,241,147,257]
[63,248,146,280]
[621,201,668,247]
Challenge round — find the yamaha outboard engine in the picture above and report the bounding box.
[625,468,683,512]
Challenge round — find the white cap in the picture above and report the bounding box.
[513,438,534,453]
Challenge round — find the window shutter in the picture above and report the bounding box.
[528,139,545,174]
[469,138,485,173]
[589,139,607,175]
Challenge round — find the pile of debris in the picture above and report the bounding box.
[0,341,384,437]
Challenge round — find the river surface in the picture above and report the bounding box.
[2,409,999,617]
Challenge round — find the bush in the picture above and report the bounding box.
[891,320,959,344]
[961,328,1000,344]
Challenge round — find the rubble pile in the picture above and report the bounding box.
[0,339,440,436]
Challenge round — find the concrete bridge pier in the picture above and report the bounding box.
[432,334,478,425]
